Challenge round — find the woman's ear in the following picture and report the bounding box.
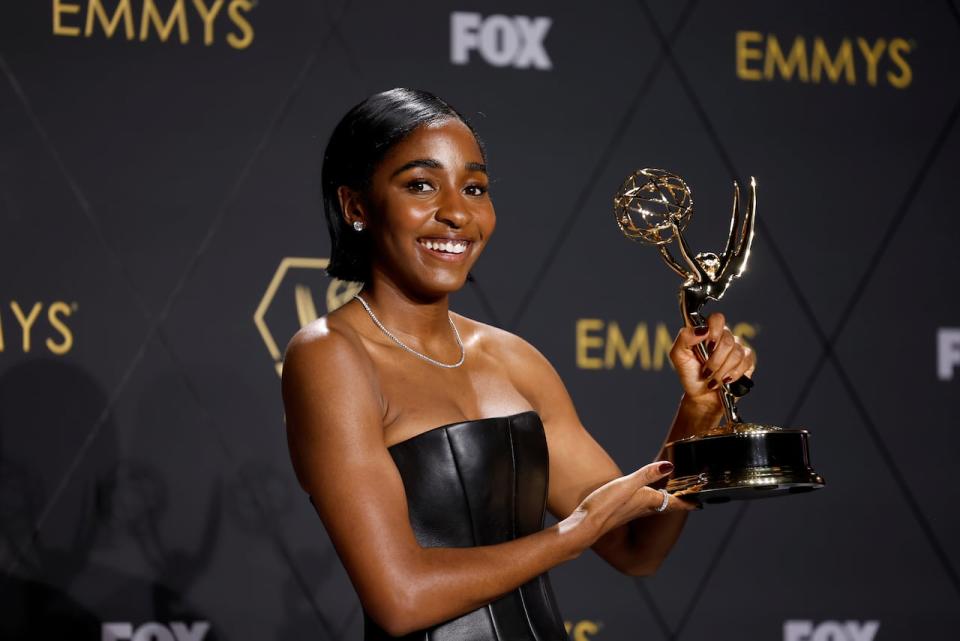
[337,185,365,227]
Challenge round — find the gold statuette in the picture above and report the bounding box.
[614,168,825,504]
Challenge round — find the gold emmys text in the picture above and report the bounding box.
[0,301,76,356]
[736,31,913,89]
[576,319,756,370]
[52,0,255,49]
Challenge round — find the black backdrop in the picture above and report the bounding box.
[2,1,959,640]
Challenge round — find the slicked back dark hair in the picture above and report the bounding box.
[321,88,485,282]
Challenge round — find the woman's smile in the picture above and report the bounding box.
[416,236,473,260]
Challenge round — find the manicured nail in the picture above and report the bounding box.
[658,462,674,474]
[694,326,708,336]
[722,375,733,384]
[702,367,713,378]
[707,379,718,389]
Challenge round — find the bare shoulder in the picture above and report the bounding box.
[451,312,551,370]
[285,312,361,371]
[281,309,381,418]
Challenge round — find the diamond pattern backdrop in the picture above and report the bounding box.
[1,1,958,639]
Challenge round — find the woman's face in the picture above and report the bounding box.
[355,118,495,298]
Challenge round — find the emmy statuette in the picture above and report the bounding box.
[613,168,825,504]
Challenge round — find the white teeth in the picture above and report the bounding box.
[421,239,467,254]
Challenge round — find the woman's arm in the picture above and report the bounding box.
[501,313,753,576]
[282,319,688,637]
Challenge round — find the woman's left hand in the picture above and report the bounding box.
[668,312,756,410]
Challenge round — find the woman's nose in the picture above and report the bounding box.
[434,191,471,227]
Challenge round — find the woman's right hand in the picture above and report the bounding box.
[562,461,696,549]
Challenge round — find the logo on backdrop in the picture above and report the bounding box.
[451,12,552,70]
[0,301,76,356]
[937,327,960,381]
[52,0,255,49]
[102,621,210,641]
[784,620,879,641]
[254,257,361,376]
[735,31,913,88]
[575,318,756,370]
[564,619,601,641]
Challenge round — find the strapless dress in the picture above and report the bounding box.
[363,410,568,641]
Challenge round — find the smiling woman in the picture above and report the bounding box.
[281,88,756,640]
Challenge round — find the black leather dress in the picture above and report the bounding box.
[363,410,568,641]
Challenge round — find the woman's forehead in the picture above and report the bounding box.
[383,119,483,166]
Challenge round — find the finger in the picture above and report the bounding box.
[704,313,726,352]
[701,331,735,381]
[717,346,755,387]
[709,341,747,388]
[670,495,700,512]
[630,461,675,486]
[637,487,698,514]
[671,324,711,353]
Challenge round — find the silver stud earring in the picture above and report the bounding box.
[353,220,365,231]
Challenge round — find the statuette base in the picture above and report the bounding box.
[664,425,825,504]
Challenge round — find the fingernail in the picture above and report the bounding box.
[707,379,718,389]
[702,367,713,378]
[658,462,674,474]
[694,326,708,336]
[722,375,733,384]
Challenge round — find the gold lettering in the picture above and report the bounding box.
[140,0,189,43]
[735,31,763,81]
[764,35,809,82]
[85,0,134,39]
[11,302,42,352]
[192,0,225,46]
[53,0,82,36]
[46,302,74,355]
[886,38,912,89]
[576,319,604,370]
[573,620,600,641]
[326,279,363,312]
[652,323,674,370]
[294,284,320,329]
[811,37,855,84]
[604,322,650,370]
[856,37,886,86]
[731,322,756,353]
[226,0,254,50]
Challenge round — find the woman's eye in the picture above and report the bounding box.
[407,180,435,193]
[464,184,488,196]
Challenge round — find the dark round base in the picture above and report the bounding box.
[663,424,825,504]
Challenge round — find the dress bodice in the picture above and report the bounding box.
[363,410,567,641]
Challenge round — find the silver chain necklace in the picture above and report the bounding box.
[353,294,465,368]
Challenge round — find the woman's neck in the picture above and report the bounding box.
[355,279,452,343]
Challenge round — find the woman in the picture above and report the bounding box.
[282,88,755,640]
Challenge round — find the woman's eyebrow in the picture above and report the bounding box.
[465,161,487,174]
[391,159,487,177]
[391,158,440,177]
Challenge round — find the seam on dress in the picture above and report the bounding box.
[445,426,502,641]
[509,416,543,641]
